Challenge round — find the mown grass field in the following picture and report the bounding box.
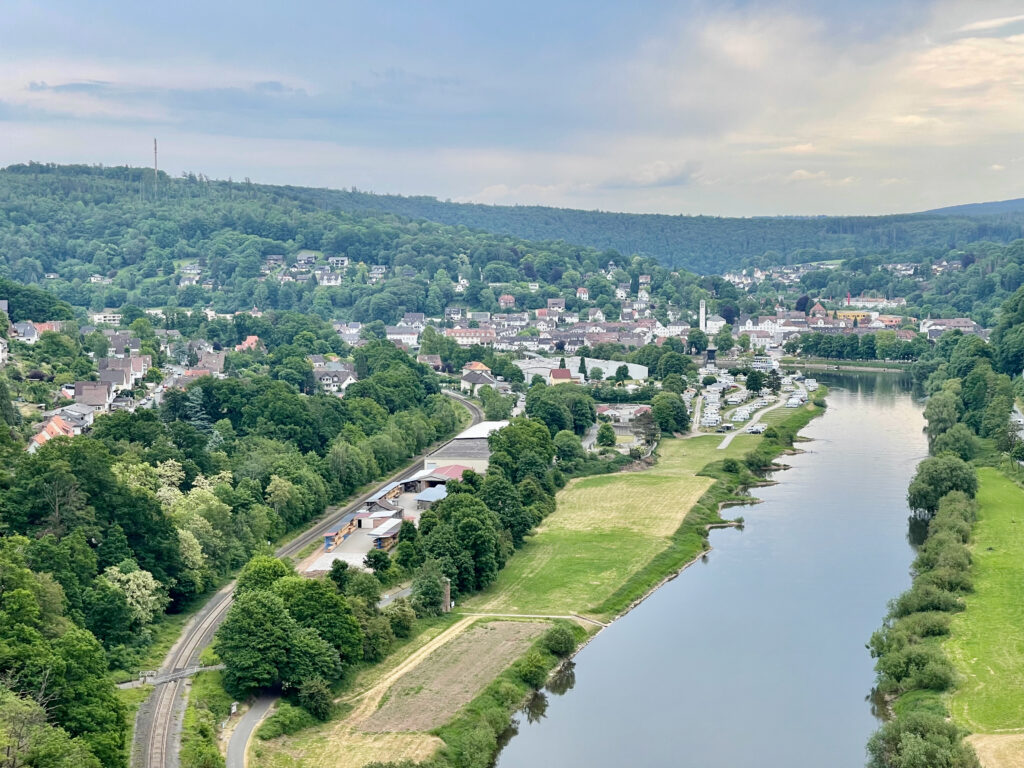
[946,468,1024,734]
[462,434,758,619]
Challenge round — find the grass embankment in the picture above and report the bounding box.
[251,398,826,768]
[780,357,913,371]
[945,468,1024,764]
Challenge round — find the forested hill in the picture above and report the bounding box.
[922,197,1024,218]
[3,162,1023,276]
[271,185,1024,273]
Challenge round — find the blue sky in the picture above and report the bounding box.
[2,0,1022,215]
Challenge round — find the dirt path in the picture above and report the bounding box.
[345,616,478,721]
[459,611,608,627]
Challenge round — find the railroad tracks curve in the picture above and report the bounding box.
[132,390,483,768]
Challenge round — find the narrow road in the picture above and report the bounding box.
[717,388,804,450]
[226,696,274,768]
[133,391,484,768]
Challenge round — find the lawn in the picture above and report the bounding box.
[462,434,756,619]
[946,468,1024,734]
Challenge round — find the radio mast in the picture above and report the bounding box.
[153,138,158,201]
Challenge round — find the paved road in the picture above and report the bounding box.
[226,696,275,768]
[132,391,484,768]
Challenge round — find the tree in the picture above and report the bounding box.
[907,456,978,517]
[932,423,977,461]
[327,560,350,593]
[597,422,616,447]
[364,549,391,578]
[745,370,766,393]
[553,430,584,463]
[866,712,980,768]
[236,556,293,594]
[714,325,735,353]
[688,329,708,353]
[614,364,630,383]
[0,685,102,768]
[271,576,363,666]
[298,677,333,721]
[650,393,689,434]
[216,589,298,697]
[923,391,962,449]
[543,625,576,657]
[411,560,446,616]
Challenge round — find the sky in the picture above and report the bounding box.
[1,0,1022,216]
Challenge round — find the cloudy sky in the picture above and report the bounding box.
[2,0,1022,215]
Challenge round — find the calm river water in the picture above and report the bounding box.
[495,372,926,768]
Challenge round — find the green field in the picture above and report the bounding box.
[462,434,758,619]
[946,467,1024,733]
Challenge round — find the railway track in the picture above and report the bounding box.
[133,391,484,768]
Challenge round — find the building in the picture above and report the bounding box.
[498,294,516,310]
[235,335,262,352]
[705,314,728,334]
[89,311,123,326]
[74,381,114,411]
[461,369,499,396]
[424,420,509,474]
[444,327,497,347]
[548,368,575,385]
[12,322,39,344]
[400,312,426,328]
[576,287,590,301]
[385,326,420,347]
[417,354,443,371]
[27,415,77,453]
[0,337,7,366]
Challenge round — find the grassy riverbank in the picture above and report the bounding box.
[945,468,1024,765]
[251,398,827,768]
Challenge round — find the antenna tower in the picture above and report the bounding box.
[153,138,158,201]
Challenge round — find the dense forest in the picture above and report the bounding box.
[272,185,1024,274]
[2,164,1023,299]
[0,332,461,767]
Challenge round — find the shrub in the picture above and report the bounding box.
[384,599,417,638]
[722,458,742,474]
[257,702,317,740]
[298,677,334,721]
[889,584,963,618]
[867,712,980,768]
[542,625,576,657]
[515,649,549,689]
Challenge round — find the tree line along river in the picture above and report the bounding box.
[495,372,926,768]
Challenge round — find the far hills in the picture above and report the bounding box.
[272,184,1024,273]
[4,162,1023,277]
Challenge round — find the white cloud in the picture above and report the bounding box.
[958,14,1024,33]
[991,164,1006,171]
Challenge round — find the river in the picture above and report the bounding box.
[494,372,926,768]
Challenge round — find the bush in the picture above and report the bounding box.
[257,701,317,740]
[298,677,334,721]
[889,584,963,618]
[384,599,417,638]
[721,458,742,474]
[515,649,549,689]
[867,712,980,768]
[542,625,576,657]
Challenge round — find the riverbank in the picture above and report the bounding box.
[781,357,913,373]
[250,395,827,768]
[946,468,1024,768]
